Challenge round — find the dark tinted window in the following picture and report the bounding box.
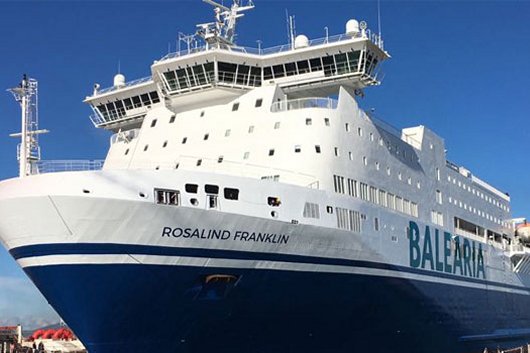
[185,184,198,193]
[205,184,219,194]
[224,188,239,200]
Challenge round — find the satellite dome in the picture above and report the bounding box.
[113,73,126,88]
[346,19,360,36]
[294,35,309,49]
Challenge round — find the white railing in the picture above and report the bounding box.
[160,30,384,62]
[94,76,153,96]
[271,97,337,112]
[35,160,105,174]
[89,110,146,128]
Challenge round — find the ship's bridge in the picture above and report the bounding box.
[152,27,388,112]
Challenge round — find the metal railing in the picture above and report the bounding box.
[35,160,105,174]
[94,76,153,96]
[89,109,146,128]
[160,30,384,62]
[271,97,337,112]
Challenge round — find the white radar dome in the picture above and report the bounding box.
[294,35,309,49]
[113,73,126,88]
[346,19,360,36]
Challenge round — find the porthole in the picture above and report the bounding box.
[271,211,278,218]
[190,198,199,206]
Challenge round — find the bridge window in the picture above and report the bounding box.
[141,93,151,106]
[264,67,273,80]
[297,60,310,74]
[310,58,322,71]
[132,96,142,108]
[285,62,296,76]
[347,51,360,71]
[334,53,349,75]
[124,98,133,110]
[149,91,160,103]
[273,64,285,78]
[322,55,335,76]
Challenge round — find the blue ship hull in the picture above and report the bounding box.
[21,257,530,353]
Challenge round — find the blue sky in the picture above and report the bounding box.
[0,0,529,329]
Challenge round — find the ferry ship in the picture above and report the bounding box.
[1,2,529,353]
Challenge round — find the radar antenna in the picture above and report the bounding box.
[197,0,255,48]
[7,75,49,178]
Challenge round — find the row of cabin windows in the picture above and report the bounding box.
[96,91,160,120]
[345,122,417,164]
[447,195,505,226]
[333,175,419,218]
[454,216,506,244]
[183,183,239,200]
[334,151,421,189]
[446,174,509,212]
[263,50,365,80]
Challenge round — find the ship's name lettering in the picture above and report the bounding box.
[161,227,290,245]
[408,221,486,279]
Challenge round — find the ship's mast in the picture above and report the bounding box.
[7,75,48,178]
[196,0,255,48]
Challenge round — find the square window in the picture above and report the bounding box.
[196,159,202,166]
[182,137,188,144]
[232,103,240,111]
[294,145,301,153]
[324,118,330,126]
[315,145,321,153]
[306,118,312,126]
[204,133,209,140]
[269,149,275,156]
[255,99,263,108]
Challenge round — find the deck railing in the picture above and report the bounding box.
[35,160,105,174]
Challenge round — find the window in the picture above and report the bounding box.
[374,217,379,231]
[362,156,367,166]
[387,193,396,210]
[217,156,224,163]
[370,133,374,142]
[224,188,239,200]
[359,182,368,200]
[185,184,198,193]
[182,137,187,144]
[324,118,330,126]
[244,152,250,159]
[150,119,157,128]
[294,145,301,153]
[306,118,312,126]
[268,149,275,156]
[333,175,345,194]
[169,115,176,124]
[205,184,219,194]
[379,190,387,207]
[396,197,403,213]
[232,103,240,111]
[303,202,320,219]
[335,207,362,232]
[255,99,263,108]
[196,159,202,166]
[315,145,321,154]
[124,148,129,155]
[347,179,358,197]
[386,167,391,176]
[358,127,363,137]
[268,197,281,207]
[143,145,149,152]
[326,206,333,214]
[375,162,380,170]
[345,123,350,132]
[162,141,168,148]
[432,211,444,226]
[411,202,419,217]
[200,111,205,117]
[369,186,377,203]
[348,152,353,161]
[274,122,280,129]
[204,133,209,140]
[436,168,440,181]
[155,189,180,206]
[248,126,255,133]
[225,129,231,137]
[403,199,411,215]
[436,190,443,204]
[334,147,339,157]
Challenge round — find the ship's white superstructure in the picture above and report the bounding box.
[1,2,529,353]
